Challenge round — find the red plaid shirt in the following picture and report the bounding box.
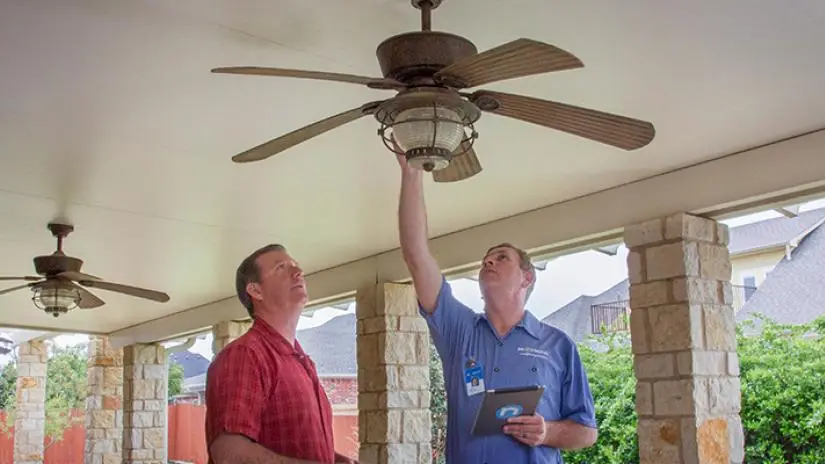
[205,318,335,463]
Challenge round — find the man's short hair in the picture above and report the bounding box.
[235,244,286,317]
[485,242,537,302]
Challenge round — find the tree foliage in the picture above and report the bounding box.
[0,343,88,446]
[735,315,825,463]
[429,339,448,464]
[561,331,639,464]
[0,341,187,445]
[168,360,184,397]
[429,316,825,463]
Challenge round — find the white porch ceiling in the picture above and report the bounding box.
[2,0,825,335]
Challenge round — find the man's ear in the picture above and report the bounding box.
[522,270,535,289]
[246,282,263,302]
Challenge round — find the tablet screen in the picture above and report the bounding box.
[471,385,545,436]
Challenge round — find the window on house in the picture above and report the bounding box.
[743,276,757,301]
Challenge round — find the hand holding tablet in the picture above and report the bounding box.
[470,385,545,437]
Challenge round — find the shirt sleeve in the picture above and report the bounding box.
[205,344,272,445]
[418,276,477,360]
[559,340,598,428]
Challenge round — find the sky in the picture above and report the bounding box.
[2,198,824,365]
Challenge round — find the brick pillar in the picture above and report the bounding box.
[85,336,124,464]
[122,343,166,464]
[355,282,432,464]
[211,320,252,354]
[13,340,48,464]
[625,213,744,464]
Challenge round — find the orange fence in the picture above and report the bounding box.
[0,406,359,464]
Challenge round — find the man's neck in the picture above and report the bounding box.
[256,308,302,345]
[483,294,525,337]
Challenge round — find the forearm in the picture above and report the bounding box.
[210,434,318,464]
[398,169,429,263]
[542,420,598,450]
[398,168,442,310]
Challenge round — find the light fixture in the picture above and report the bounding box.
[31,282,81,317]
[376,88,479,171]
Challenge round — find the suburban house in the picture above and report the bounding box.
[735,213,825,326]
[544,208,825,342]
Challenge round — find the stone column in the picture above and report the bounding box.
[13,340,48,464]
[625,213,744,464]
[211,320,252,354]
[85,336,124,464]
[355,282,432,464]
[122,343,166,464]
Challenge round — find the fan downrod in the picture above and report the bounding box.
[412,0,442,31]
[47,222,74,253]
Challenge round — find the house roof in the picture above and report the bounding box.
[542,280,630,342]
[728,208,825,255]
[297,313,357,377]
[168,350,211,379]
[542,209,825,341]
[736,221,825,326]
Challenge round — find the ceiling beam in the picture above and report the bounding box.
[108,129,825,347]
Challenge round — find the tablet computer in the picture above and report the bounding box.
[470,385,545,436]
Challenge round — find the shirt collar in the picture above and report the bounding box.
[474,310,542,340]
[252,318,305,356]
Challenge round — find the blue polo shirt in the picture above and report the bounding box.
[420,278,597,464]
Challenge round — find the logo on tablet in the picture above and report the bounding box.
[495,404,523,419]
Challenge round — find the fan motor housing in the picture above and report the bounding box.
[376,32,477,83]
[33,255,83,276]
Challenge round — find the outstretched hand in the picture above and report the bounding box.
[391,138,418,176]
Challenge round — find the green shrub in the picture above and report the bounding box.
[561,331,638,464]
[430,316,825,463]
[559,315,825,464]
[736,315,825,463]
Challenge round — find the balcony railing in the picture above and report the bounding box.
[589,284,758,335]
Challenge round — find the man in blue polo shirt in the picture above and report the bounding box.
[395,154,598,463]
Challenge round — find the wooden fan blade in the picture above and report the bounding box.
[232,101,384,163]
[0,283,35,296]
[435,39,583,89]
[72,284,105,309]
[433,143,482,183]
[0,276,42,281]
[211,67,404,90]
[470,90,655,150]
[57,271,102,281]
[78,280,170,303]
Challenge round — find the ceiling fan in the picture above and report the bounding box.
[213,0,655,183]
[0,223,170,317]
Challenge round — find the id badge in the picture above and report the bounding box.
[463,360,485,396]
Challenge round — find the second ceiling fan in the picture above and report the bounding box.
[212,0,655,183]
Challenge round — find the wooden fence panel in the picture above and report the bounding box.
[0,406,359,464]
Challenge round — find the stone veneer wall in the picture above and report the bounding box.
[122,343,167,464]
[625,213,744,464]
[13,340,48,464]
[85,336,124,464]
[356,282,432,464]
[212,320,252,354]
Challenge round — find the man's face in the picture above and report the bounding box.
[478,246,532,298]
[248,249,307,312]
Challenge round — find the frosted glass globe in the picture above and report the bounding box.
[392,106,465,153]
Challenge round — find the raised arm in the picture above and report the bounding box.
[397,155,443,313]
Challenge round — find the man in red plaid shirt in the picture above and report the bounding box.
[205,244,358,464]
